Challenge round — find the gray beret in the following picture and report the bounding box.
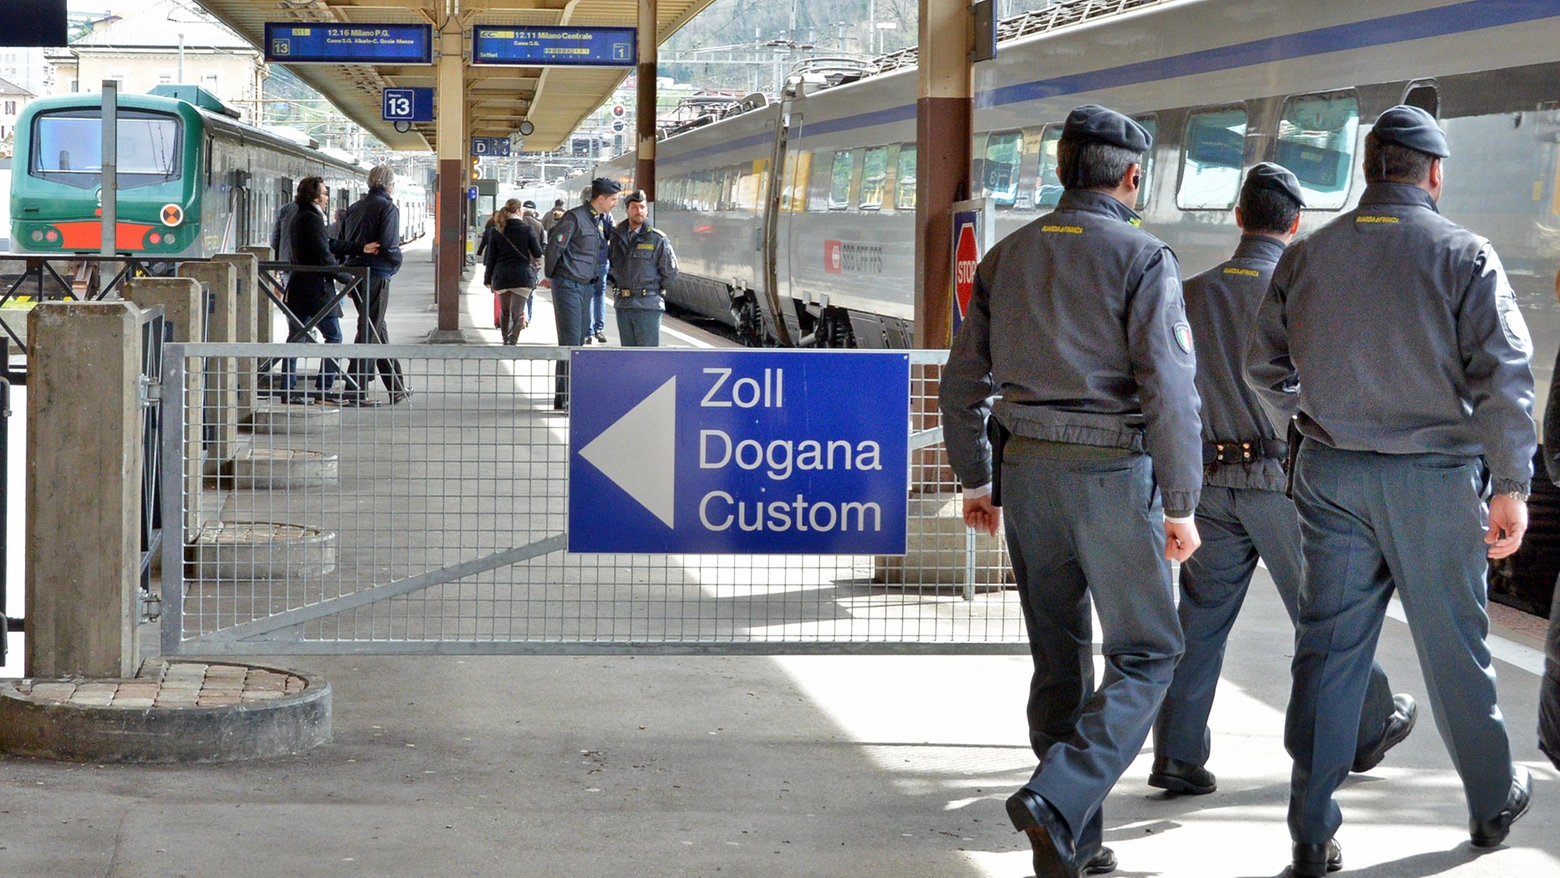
[590,177,624,198]
[1242,162,1305,208]
[1061,105,1152,153]
[1371,105,1449,158]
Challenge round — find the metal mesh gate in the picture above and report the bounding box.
[160,344,1026,655]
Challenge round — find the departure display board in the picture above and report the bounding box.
[264,23,434,65]
[472,26,636,67]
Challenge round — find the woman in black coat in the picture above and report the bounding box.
[283,176,377,397]
[482,206,544,345]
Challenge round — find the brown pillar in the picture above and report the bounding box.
[636,0,657,200]
[434,20,466,338]
[913,0,972,349]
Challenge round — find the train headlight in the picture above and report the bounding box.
[29,230,42,242]
[43,229,59,243]
[160,204,184,227]
[163,232,176,246]
[149,232,162,245]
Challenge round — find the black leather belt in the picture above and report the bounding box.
[617,288,658,298]
[1203,438,1287,466]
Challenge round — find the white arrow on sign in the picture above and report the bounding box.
[579,376,677,528]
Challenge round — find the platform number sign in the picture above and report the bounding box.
[382,87,433,125]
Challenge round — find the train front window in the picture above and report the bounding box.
[1274,93,1359,210]
[1178,108,1247,210]
[31,109,181,189]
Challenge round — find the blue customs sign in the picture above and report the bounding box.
[568,350,909,555]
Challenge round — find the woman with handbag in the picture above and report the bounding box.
[483,201,544,345]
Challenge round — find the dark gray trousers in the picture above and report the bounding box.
[1154,485,1395,767]
[1003,443,1183,860]
[1287,443,1513,844]
[615,308,661,347]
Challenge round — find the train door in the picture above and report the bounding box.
[762,98,802,346]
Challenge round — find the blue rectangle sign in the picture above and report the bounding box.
[470,136,511,157]
[568,350,909,555]
[265,23,433,65]
[382,87,433,122]
[472,25,636,67]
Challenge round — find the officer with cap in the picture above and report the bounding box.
[607,190,679,346]
[941,104,1202,878]
[1247,105,1536,877]
[1149,163,1416,799]
[543,177,621,406]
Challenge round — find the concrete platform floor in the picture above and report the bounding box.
[0,239,1555,876]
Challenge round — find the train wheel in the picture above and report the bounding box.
[734,294,765,347]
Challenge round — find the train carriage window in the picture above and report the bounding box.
[30,109,181,189]
[1274,92,1359,210]
[828,150,854,209]
[860,146,889,209]
[896,144,917,209]
[1178,108,1247,210]
[1033,126,1063,209]
[1404,81,1439,118]
[1134,116,1158,210]
[982,130,1023,207]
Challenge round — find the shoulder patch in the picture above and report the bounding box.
[1173,322,1194,355]
[1223,267,1261,277]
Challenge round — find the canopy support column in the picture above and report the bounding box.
[434,18,467,340]
[913,0,971,349]
[636,0,657,202]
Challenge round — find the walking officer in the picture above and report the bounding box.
[1247,105,1536,877]
[607,189,679,346]
[940,104,1202,878]
[543,177,621,408]
[1149,163,1416,798]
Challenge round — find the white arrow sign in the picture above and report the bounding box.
[578,376,677,528]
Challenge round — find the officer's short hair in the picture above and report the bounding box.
[1240,186,1302,235]
[1056,140,1141,191]
[1362,133,1435,185]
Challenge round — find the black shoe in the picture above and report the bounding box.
[1292,839,1343,877]
[1083,845,1116,875]
[1471,765,1532,848]
[1148,756,1217,796]
[1006,789,1078,878]
[594,331,607,344]
[1352,693,1417,772]
[389,389,414,405]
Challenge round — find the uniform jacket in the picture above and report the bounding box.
[607,219,679,310]
[545,204,609,283]
[939,188,1203,516]
[1246,181,1536,495]
[341,186,404,277]
[1184,234,1288,493]
[483,217,544,291]
[284,203,363,319]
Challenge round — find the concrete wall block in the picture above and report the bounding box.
[237,246,273,344]
[25,303,142,678]
[178,263,239,462]
[215,252,261,416]
[123,278,205,538]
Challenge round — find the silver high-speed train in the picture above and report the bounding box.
[597,0,1560,612]
[600,0,1560,356]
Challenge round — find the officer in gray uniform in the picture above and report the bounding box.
[1149,164,1416,798]
[607,189,679,346]
[940,105,1202,878]
[1247,105,1535,878]
[544,177,621,408]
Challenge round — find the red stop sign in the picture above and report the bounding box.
[954,223,979,321]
